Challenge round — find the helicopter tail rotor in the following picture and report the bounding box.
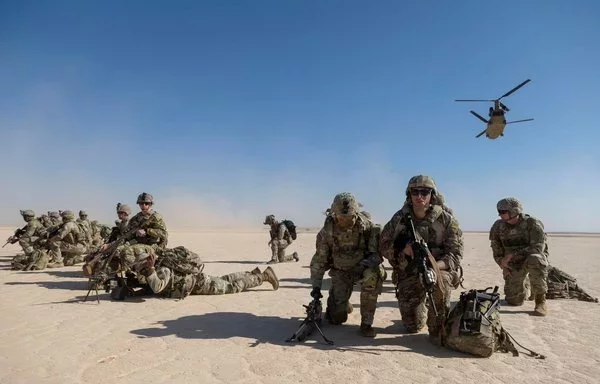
[506,118,534,125]
[470,110,489,124]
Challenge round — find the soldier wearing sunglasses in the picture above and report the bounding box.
[99,192,168,255]
[380,175,464,345]
[490,197,549,316]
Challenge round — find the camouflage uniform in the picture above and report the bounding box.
[82,204,132,277]
[125,245,280,297]
[13,210,46,256]
[77,210,93,246]
[38,214,50,228]
[490,197,549,315]
[10,210,50,270]
[310,192,384,337]
[264,214,298,264]
[47,210,88,267]
[380,175,464,340]
[107,203,131,243]
[118,193,168,250]
[90,220,103,247]
[48,211,62,226]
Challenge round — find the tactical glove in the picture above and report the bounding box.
[360,253,381,269]
[310,287,322,299]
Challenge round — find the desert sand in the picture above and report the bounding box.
[1,228,599,384]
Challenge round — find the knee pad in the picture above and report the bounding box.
[326,308,348,325]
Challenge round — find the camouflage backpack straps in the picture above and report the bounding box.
[156,246,204,275]
[154,246,204,299]
[547,265,599,303]
[444,286,545,359]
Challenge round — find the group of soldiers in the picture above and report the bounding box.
[6,176,596,350]
[303,174,554,342]
[7,209,112,270]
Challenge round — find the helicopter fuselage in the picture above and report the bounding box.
[485,115,507,139]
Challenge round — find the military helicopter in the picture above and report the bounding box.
[455,79,534,139]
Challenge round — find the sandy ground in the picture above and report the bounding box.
[1,228,599,384]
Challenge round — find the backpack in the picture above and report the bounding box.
[156,246,204,275]
[282,220,297,240]
[444,287,518,358]
[155,246,205,299]
[546,265,598,303]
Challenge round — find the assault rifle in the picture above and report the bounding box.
[286,292,334,345]
[3,227,26,247]
[403,214,439,316]
[84,271,141,303]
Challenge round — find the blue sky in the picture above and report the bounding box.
[1,0,599,231]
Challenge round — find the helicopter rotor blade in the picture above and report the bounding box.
[455,99,495,102]
[506,118,534,125]
[475,129,487,138]
[499,101,510,112]
[498,79,531,100]
[470,110,489,124]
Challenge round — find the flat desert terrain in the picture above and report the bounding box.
[1,228,599,384]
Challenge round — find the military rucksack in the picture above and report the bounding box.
[444,286,545,359]
[156,246,204,275]
[444,287,513,357]
[154,246,205,299]
[546,265,598,303]
[282,220,297,240]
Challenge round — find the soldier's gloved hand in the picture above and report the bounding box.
[136,229,147,237]
[360,253,381,269]
[310,287,322,299]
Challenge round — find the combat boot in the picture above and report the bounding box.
[533,294,547,316]
[292,252,300,262]
[262,266,279,290]
[360,323,376,338]
[47,261,64,268]
[250,267,261,275]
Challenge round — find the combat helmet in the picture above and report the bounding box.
[405,175,439,202]
[79,210,88,218]
[20,209,35,218]
[330,192,360,216]
[61,210,75,220]
[497,197,523,216]
[117,204,132,215]
[263,214,276,225]
[137,192,154,204]
[48,211,60,218]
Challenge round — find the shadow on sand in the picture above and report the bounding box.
[130,312,464,357]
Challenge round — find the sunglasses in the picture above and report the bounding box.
[139,202,152,206]
[498,210,510,215]
[410,188,432,197]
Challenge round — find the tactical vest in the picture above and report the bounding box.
[324,213,374,270]
[395,206,447,260]
[494,214,549,257]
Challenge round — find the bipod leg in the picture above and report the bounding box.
[84,277,100,303]
[313,322,334,345]
[286,321,309,343]
[94,284,100,303]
